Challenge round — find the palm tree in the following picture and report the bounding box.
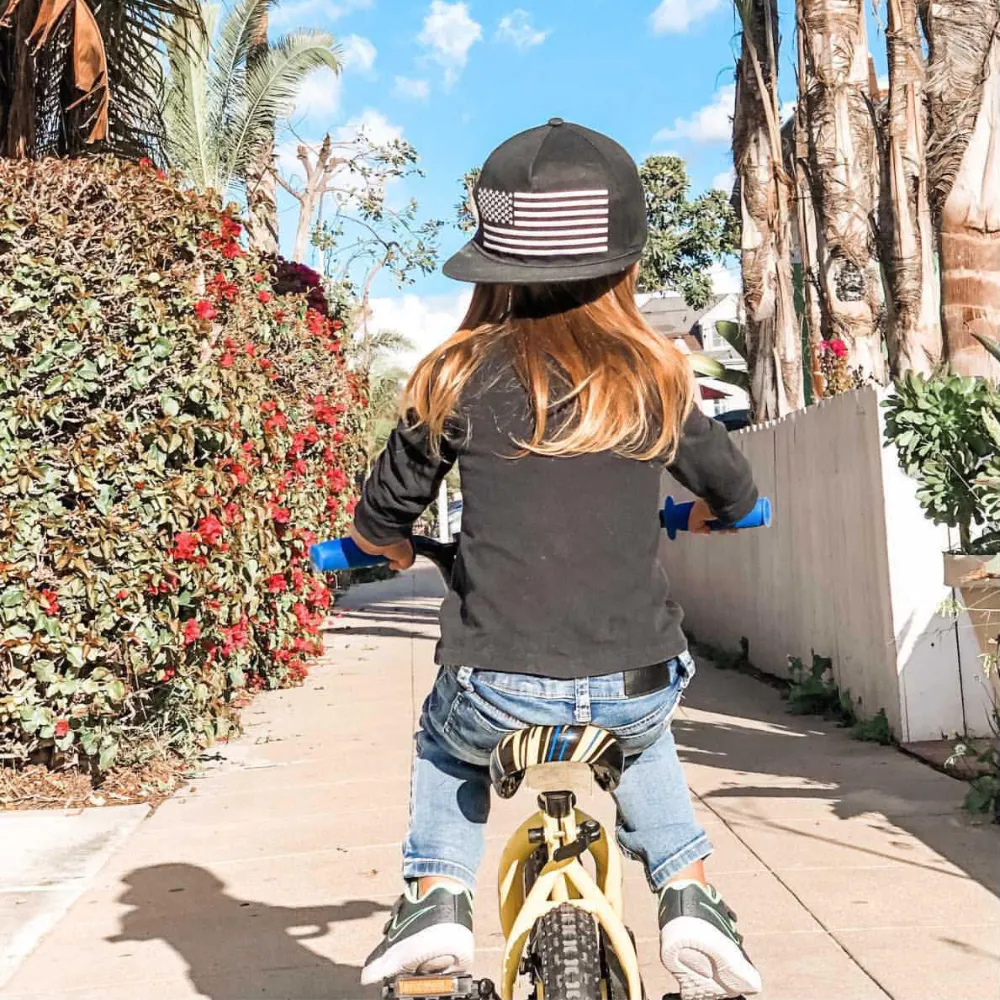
[797,0,885,383]
[922,0,1000,378]
[0,0,190,157]
[879,0,942,375]
[162,0,339,225]
[733,0,803,420]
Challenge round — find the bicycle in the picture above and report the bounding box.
[312,497,770,1000]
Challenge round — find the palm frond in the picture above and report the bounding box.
[163,4,219,187]
[221,29,339,195]
[209,0,273,135]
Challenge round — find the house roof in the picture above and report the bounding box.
[640,295,725,336]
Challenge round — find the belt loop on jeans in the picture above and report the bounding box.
[574,677,591,723]
[455,666,474,690]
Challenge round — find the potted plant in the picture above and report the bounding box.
[884,370,1000,692]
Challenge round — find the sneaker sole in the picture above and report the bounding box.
[661,917,762,999]
[360,925,475,986]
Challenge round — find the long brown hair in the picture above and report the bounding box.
[403,267,694,461]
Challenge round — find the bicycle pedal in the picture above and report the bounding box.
[384,973,494,999]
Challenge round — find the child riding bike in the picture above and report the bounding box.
[350,119,763,1000]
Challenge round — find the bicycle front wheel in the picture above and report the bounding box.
[532,903,602,1000]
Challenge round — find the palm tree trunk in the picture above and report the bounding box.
[880,0,942,375]
[734,0,803,421]
[798,0,886,382]
[923,0,1000,378]
[1,0,41,157]
[244,9,278,254]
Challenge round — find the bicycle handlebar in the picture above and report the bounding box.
[310,495,772,573]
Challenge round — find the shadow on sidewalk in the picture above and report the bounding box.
[108,864,389,999]
[676,672,1000,899]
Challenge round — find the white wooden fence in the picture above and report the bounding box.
[660,387,994,742]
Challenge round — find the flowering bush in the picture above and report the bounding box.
[0,157,366,772]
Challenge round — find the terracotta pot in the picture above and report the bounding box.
[943,553,1000,701]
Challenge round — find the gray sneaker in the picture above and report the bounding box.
[658,880,762,999]
[360,883,475,986]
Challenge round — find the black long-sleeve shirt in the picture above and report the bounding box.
[354,357,757,678]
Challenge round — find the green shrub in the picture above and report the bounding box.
[883,372,1000,551]
[0,157,367,772]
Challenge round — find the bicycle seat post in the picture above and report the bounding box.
[537,789,575,818]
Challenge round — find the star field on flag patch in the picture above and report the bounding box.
[476,188,514,225]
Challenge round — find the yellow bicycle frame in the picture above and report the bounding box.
[494,769,643,1000]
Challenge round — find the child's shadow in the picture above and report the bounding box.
[107,863,390,999]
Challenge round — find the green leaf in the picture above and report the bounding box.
[65,646,85,670]
[714,320,747,359]
[972,333,1000,365]
[689,353,751,392]
[161,396,181,417]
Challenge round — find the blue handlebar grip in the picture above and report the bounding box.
[310,537,388,572]
[660,496,771,540]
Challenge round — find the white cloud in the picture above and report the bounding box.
[496,9,549,48]
[340,34,377,73]
[709,263,741,295]
[394,75,431,100]
[876,73,889,93]
[649,0,723,33]
[368,291,473,370]
[272,0,372,28]
[336,107,404,146]
[294,68,341,119]
[418,1,483,87]
[654,84,734,144]
[711,168,735,192]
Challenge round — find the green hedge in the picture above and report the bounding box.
[0,157,367,771]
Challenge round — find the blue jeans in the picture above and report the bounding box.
[403,652,711,893]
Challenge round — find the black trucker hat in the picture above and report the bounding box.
[443,118,648,285]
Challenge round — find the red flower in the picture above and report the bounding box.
[54,719,70,738]
[116,589,129,600]
[208,272,239,303]
[183,619,202,646]
[257,291,272,304]
[292,568,305,591]
[252,272,266,283]
[326,495,341,514]
[221,241,244,260]
[138,157,153,169]
[219,352,235,369]
[244,343,257,358]
[828,338,847,359]
[231,464,249,486]
[259,358,273,371]
[273,309,286,323]
[267,574,286,594]
[207,599,221,611]
[136,481,145,491]
[261,400,277,414]
[271,504,291,525]
[331,320,344,331]
[198,516,225,546]
[346,498,358,516]
[162,667,176,682]
[292,458,308,477]
[40,589,59,615]
[194,300,217,321]
[327,468,347,492]
[221,217,242,240]
[264,412,288,433]
[222,503,241,525]
[171,532,200,561]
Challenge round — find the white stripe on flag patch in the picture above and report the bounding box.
[476,187,610,256]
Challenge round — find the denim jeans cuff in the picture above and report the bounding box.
[646,834,713,891]
[402,858,478,894]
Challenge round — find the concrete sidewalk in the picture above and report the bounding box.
[3,563,999,1000]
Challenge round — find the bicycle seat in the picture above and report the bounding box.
[489,724,624,799]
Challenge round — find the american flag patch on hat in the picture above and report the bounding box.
[476,188,609,256]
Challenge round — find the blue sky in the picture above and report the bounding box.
[273,0,888,362]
